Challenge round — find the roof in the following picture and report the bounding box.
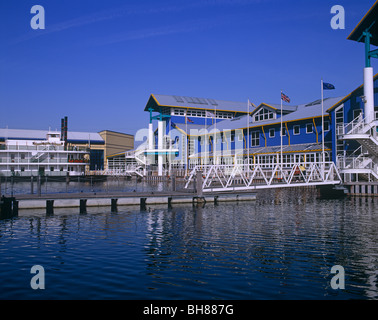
[0,128,104,143]
[327,73,378,112]
[204,96,343,133]
[145,94,255,114]
[190,142,331,158]
[250,102,298,116]
[348,0,378,46]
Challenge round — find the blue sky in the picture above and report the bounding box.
[0,0,377,135]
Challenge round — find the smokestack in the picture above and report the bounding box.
[61,118,65,141]
[64,116,68,150]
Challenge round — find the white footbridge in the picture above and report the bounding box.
[184,162,342,192]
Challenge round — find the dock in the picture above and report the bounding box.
[0,190,257,218]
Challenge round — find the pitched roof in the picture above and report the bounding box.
[145,94,255,113]
[348,0,378,46]
[0,128,104,143]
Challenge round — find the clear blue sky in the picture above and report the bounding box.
[0,0,377,135]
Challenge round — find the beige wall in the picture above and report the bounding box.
[99,130,134,167]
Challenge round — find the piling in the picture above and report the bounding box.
[0,196,18,219]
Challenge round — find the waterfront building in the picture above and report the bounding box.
[112,2,378,181]
[113,94,345,176]
[0,121,134,177]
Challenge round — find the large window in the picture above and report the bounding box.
[306,123,313,134]
[293,125,300,135]
[254,108,275,122]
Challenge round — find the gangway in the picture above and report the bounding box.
[184,162,342,192]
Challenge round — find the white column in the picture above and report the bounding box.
[148,122,154,150]
[158,120,164,176]
[364,67,375,124]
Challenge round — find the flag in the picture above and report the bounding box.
[171,122,177,128]
[187,118,194,123]
[323,82,335,90]
[205,111,215,118]
[281,92,290,103]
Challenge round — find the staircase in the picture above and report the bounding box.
[339,115,378,180]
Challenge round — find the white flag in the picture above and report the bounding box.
[206,111,215,118]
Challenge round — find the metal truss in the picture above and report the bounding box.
[185,162,342,192]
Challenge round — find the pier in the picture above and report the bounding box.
[0,189,257,218]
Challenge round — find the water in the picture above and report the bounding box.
[1,188,378,300]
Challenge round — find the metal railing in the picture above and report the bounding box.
[184,162,342,192]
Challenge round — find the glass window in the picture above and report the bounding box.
[306,123,313,133]
[293,125,300,135]
[269,128,275,138]
[251,131,260,146]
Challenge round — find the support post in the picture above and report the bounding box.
[158,119,164,176]
[364,66,375,124]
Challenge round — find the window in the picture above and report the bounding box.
[306,123,313,134]
[353,109,362,120]
[293,125,300,135]
[253,108,275,122]
[269,128,275,138]
[324,121,330,131]
[281,127,286,136]
[50,167,54,171]
[251,131,260,147]
[21,167,25,172]
[174,108,185,116]
[21,154,25,160]
[231,131,235,142]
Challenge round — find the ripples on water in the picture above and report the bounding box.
[1,188,378,300]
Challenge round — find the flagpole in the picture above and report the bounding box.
[280,91,283,168]
[321,79,325,165]
[247,99,250,166]
[214,105,217,165]
[205,111,207,167]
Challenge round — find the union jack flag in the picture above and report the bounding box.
[281,92,290,103]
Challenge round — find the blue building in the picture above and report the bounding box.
[110,1,378,181]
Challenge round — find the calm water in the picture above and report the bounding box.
[1,188,378,300]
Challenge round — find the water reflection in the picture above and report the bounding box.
[0,189,378,299]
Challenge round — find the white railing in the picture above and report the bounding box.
[185,162,342,192]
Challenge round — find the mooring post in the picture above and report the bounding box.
[111,198,118,213]
[46,200,54,216]
[30,176,34,195]
[172,173,176,192]
[37,175,41,197]
[196,171,203,197]
[80,199,87,214]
